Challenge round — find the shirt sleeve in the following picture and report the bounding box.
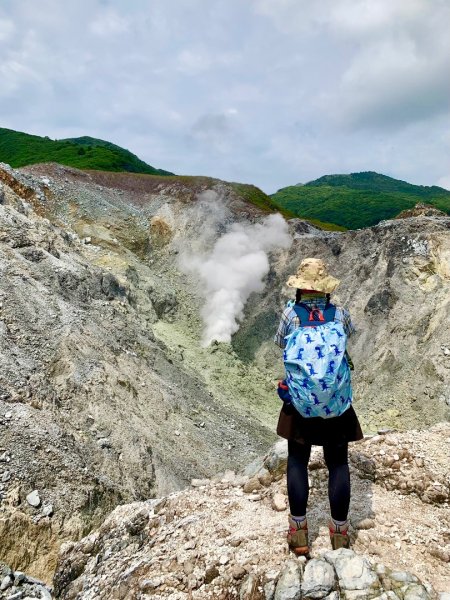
[341,308,356,338]
[274,308,291,349]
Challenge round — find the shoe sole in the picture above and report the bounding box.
[289,545,310,556]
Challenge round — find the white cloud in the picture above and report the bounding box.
[437,176,450,191]
[332,36,450,129]
[0,0,448,192]
[255,0,450,131]
[0,18,14,42]
[328,0,427,38]
[176,49,213,74]
[89,9,130,36]
[253,0,328,34]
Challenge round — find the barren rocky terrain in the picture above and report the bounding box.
[53,425,450,598]
[0,161,449,597]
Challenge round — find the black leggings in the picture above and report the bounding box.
[287,440,350,521]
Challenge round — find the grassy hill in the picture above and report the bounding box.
[228,182,344,229]
[0,128,173,175]
[271,171,450,229]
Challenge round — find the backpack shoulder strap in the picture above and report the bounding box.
[293,302,337,326]
[292,303,311,326]
[323,303,337,322]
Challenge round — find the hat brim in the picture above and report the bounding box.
[286,275,340,294]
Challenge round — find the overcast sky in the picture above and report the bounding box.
[1,0,449,193]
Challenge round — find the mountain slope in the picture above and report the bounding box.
[0,127,173,175]
[271,171,450,229]
[1,161,449,586]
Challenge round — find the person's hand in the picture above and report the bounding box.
[277,380,292,404]
[345,351,355,371]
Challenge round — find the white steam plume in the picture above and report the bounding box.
[182,213,291,346]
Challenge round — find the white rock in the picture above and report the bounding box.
[42,504,53,517]
[265,580,276,600]
[302,558,336,599]
[221,470,236,483]
[191,478,210,487]
[0,575,12,591]
[240,574,259,600]
[272,492,288,512]
[324,549,379,591]
[140,577,163,590]
[389,571,418,584]
[247,493,261,502]
[26,490,41,508]
[402,583,432,600]
[274,559,302,600]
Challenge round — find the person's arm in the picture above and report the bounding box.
[340,307,355,338]
[274,307,291,349]
[340,307,355,369]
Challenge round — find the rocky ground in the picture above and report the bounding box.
[0,163,276,581]
[0,562,52,599]
[396,203,448,219]
[0,161,449,593]
[52,425,450,599]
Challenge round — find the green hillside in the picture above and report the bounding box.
[0,127,173,175]
[228,183,345,230]
[271,171,450,229]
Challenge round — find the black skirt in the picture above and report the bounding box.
[277,403,363,446]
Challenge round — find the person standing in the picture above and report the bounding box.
[274,258,363,555]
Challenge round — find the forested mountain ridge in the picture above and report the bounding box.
[271,171,450,229]
[0,127,173,175]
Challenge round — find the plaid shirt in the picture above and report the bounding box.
[274,297,355,349]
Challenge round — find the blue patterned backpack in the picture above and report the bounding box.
[283,303,352,419]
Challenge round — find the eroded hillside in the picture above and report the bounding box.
[0,163,278,580]
[17,161,450,434]
[0,161,449,585]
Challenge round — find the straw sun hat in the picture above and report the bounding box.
[286,258,340,294]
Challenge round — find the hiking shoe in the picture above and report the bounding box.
[329,519,350,550]
[287,515,309,556]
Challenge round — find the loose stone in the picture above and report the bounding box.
[301,558,336,599]
[272,492,288,512]
[274,559,302,600]
[26,490,41,508]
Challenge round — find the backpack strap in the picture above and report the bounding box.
[322,303,337,322]
[292,303,311,326]
[293,302,336,326]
